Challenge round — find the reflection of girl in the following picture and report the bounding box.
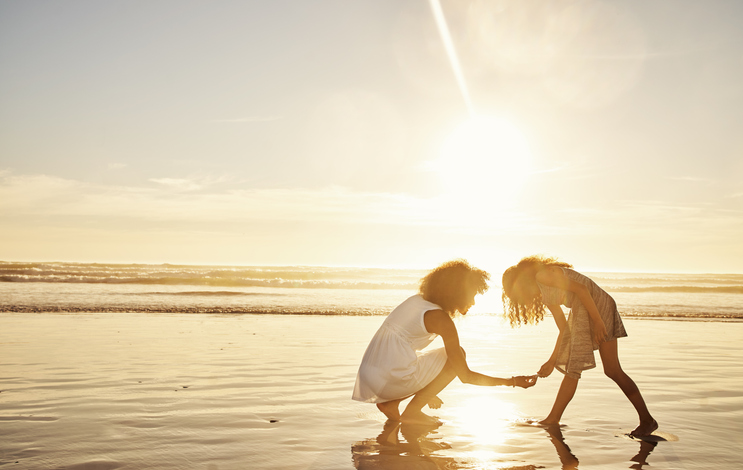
[502,255,657,436]
[353,260,536,425]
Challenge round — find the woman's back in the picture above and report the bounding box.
[383,295,440,350]
[352,294,444,403]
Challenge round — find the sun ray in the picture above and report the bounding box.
[428,0,473,115]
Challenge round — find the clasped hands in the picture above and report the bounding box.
[512,375,538,388]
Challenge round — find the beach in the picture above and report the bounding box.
[1,312,742,469]
[4,1,743,468]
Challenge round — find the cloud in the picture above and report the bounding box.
[210,116,283,123]
[148,174,235,192]
[664,176,713,183]
[2,172,742,270]
[0,172,443,227]
[149,178,204,191]
[3,172,740,239]
[547,200,742,240]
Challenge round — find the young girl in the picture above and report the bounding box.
[353,259,536,425]
[501,255,657,437]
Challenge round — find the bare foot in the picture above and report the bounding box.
[376,401,401,422]
[538,418,560,427]
[427,395,443,410]
[630,419,658,437]
[400,409,441,426]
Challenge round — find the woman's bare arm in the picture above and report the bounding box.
[424,310,535,388]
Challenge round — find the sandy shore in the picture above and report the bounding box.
[1,312,742,469]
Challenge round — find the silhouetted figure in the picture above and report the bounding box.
[502,255,657,437]
[353,260,536,425]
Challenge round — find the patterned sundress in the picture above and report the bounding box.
[537,268,627,379]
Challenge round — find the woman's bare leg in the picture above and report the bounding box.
[540,374,579,425]
[376,398,405,421]
[598,339,657,436]
[376,382,447,422]
[400,359,458,425]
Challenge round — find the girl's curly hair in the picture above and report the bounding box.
[420,259,490,316]
[501,255,572,327]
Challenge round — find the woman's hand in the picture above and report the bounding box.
[538,360,555,378]
[427,395,443,409]
[513,375,538,388]
[592,318,608,345]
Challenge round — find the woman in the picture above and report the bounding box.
[501,255,657,436]
[353,259,536,425]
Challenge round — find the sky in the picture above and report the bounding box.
[1,0,742,273]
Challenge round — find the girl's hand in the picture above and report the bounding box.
[538,360,555,378]
[592,318,608,345]
[513,375,538,388]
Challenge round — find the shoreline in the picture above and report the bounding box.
[2,306,741,322]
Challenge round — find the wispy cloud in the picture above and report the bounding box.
[210,116,282,123]
[149,178,204,191]
[2,172,742,270]
[664,175,713,183]
[148,175,233,192]
[0,172,441,227]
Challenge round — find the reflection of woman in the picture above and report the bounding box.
[353,260,536,425]
[502,255,657,436]
[351,420,455,469]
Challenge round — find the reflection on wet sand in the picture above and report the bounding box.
[353,420,664,470]
[351,420,456,470]
[543,425,579,469]
[629,440,658,470]
[351,420,539,470]
[542,424,658,470]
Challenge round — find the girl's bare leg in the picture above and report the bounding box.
[400,359,458,425]
[598,339,657,436]
[540,375,579,425]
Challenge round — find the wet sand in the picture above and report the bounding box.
[1,312,742,469]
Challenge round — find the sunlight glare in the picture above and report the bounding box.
[435,115,532,199]
[449,393,517,464]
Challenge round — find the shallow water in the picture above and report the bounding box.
[3,282,743,320]
[1,313,742,469]
[2,262,742,319]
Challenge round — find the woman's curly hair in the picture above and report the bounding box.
[419,259,490,316]
[501,255,572,327]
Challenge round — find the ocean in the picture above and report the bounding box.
[1,261,742,320]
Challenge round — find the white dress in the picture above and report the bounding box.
[352,295,449,403]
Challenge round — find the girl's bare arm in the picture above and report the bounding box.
[536,267,608,344]
[539,303,566,377]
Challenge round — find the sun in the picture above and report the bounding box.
[435,115,532,198]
